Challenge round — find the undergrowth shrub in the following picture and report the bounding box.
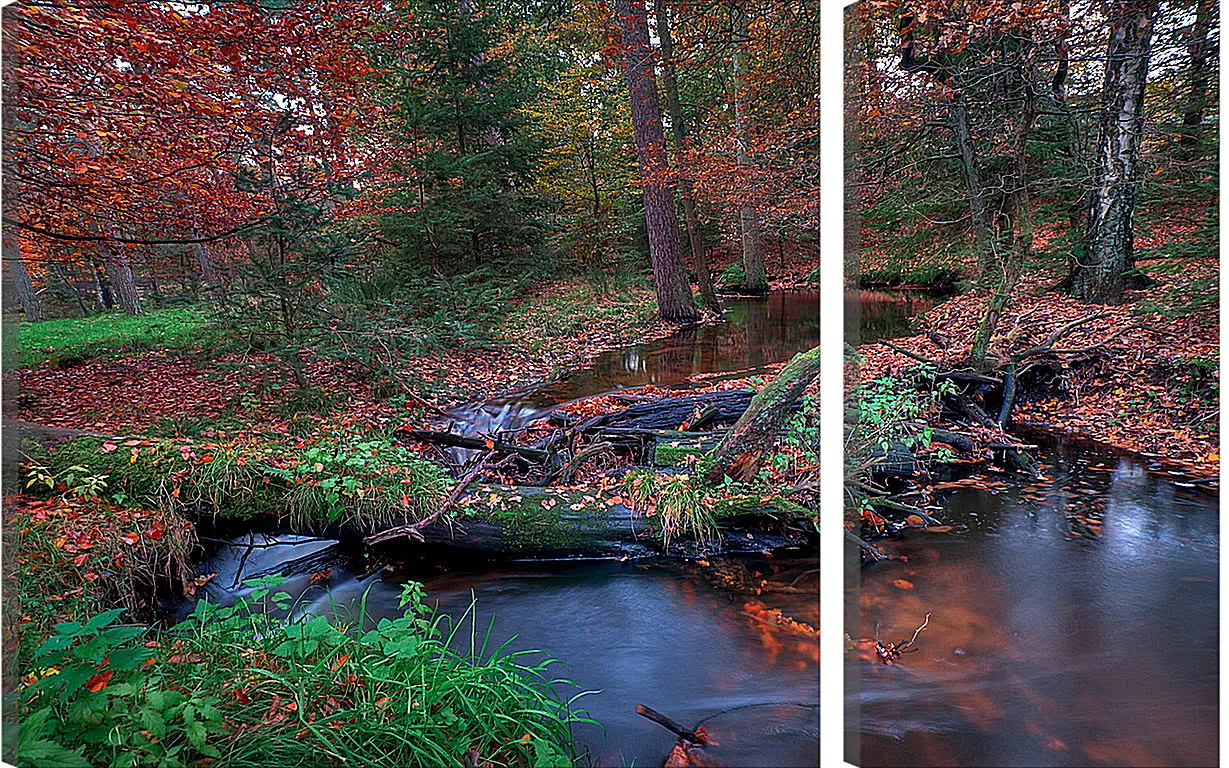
[625,471,716,550]
[5,495,196,657]
[31,433,450,533]
[6,579,591,768]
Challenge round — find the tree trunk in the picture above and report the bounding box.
[102,247,145,315]
[3,227,43,322]
[1052,0,1071,102]
[654,0,721,313]
[732,5,768,294]
[1179,0,1215,146]
[614,0,698,322]
[950,96,995,277]
[1071,0,1158,304]
[703,346,818,484]
[970,66,1036,372]
[193,241,226,300]
[53,262,90,317]
[94,261,115,310]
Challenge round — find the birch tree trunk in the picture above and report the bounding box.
[1072,0,1158,304]
[654,0,721,313]
[613,0,698,322]
[732,5,768,294]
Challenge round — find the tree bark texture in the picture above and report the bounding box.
[1072,0,1158,304]
[704,346,818,484]
[614,0,699,322]
[102,246,145,315]
[4,226,43,322]
[654,0,721,313]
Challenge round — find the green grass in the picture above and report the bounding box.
[16,307,217,368]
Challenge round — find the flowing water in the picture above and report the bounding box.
[849,293,1220,767]
[190,291,822,766]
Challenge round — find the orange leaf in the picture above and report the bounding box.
[86,670,113,692]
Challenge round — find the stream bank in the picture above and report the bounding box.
[173,289,820,761]
[173,291,823,766]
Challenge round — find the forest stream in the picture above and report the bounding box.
[178,291,822,767]
[850,293,1220,768]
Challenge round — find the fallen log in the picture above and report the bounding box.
[367,484,813,557]
[705,348,819,484]
[397,429,551,464]
[577,390,757,432]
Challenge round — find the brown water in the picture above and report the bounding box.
[193,291,823,766]
[844,289,938,346]
[849,390,1219,761]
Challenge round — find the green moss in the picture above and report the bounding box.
[468,488,614,552]
[653,443,703,467]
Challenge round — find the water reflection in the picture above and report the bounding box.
[854,447,1219,767]
[446,291,820,438]
[845,290,939,346]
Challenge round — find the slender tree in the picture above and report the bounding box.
[613,0,699,322]
[731,3,769,294]
[1071,0,1159,304]
[1179,0,1217,146]
[654,0,721,313]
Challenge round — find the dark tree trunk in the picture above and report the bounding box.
[1052,0,1071,101]
[3,227,43,322]
[654,0,721,313]
[1180,0,1216,146]
[950,96,995,277]
[614,0,698,322]
[53,262,90,317]
[102,247,145,315]
[970,64,1037,372]
[732,5,768,294]
[1072,0,1158,304]
[704,347,818,484]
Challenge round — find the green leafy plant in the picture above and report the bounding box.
[10,578,594,768]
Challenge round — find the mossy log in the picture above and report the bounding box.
[373,485,812,557]
[704,347,819,484]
